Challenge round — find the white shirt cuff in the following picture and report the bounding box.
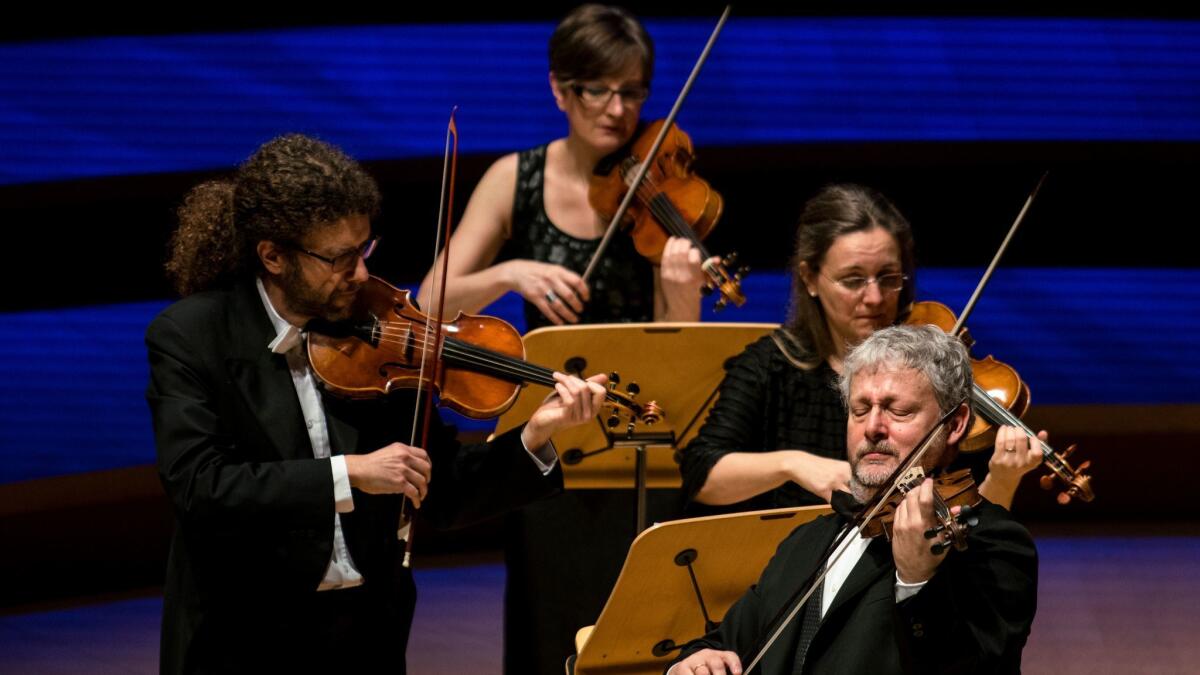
[330,455,354,513]
[894,570,928,602]
[521,435,559,475]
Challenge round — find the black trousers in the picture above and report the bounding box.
[183,575,416,675]
[503,488,682,675]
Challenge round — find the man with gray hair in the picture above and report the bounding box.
[669,325,1038,675]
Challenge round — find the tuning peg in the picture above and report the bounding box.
[1061,444,1077,460]
[700,284,715,297]
[737,265,751,279]
[1039,473,1056,491]
[608,371,620,385]
[641,401,664,425]
[606,415,620,428]
[725,251,738,265]
[626,382,640,396]
[930,541,950,555]
[714,298,728,312]
[924,523,946,540]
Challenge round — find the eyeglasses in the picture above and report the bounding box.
[287,235,380,274]
[822,272,908,294]
[568,82,649,109]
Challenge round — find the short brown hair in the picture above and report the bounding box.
[549,4,654,85]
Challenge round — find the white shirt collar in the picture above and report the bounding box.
[255,277,305,354]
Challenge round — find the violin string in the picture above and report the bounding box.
[970,385,1062,469]
[628,172,690,241]
[356,323,636,410]
[368,327,559,387]
[633,174,713,254]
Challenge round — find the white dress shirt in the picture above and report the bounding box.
[255,278,559,590]
[256,279,362,591]
[665,523,927,673]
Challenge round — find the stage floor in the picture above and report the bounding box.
[2,528,1197,674]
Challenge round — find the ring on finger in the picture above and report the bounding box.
[545,290,559,304]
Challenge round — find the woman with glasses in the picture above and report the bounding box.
[680,183,1045,515]
[414,7,707,674]
[416,3,706,330]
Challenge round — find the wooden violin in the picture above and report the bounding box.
[907,300,1093,504]
[589,119,746,309]
[581,7,746,311]
[860,464,981,554]
[307,276,663,433]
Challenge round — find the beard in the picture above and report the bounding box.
[848,434,949,502]
[848,439,900,501]
[278,261,358,323]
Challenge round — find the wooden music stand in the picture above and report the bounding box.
[493,322,776,532]
[569,505,833,675]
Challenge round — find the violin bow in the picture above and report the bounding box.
[939,173,1093,503]
[581,5,732,285]
[950,172,1047,335]
[399,107,460,567]
[740,404,965,674]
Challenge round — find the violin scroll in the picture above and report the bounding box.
[602,371,664,435]
[704,251,748,311]
[925,503,980,555]
[1039,443,1094,504]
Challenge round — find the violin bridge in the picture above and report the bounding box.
[897,465,926,494]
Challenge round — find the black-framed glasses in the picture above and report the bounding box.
[568,82,649,109]
[822,272,908,294]
[287,235,380,274]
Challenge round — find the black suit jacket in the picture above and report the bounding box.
[673,501,1037,674]
[146,280,561,674]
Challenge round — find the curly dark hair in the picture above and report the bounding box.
[165,134,381,296]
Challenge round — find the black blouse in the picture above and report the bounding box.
[680,331,848,514]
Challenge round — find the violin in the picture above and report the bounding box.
[907,300,1094,504]
[860,466,981,554]
[307,276,662,432]
[589,119,747,310]
[906,301,1029,452]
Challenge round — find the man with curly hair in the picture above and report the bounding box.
[147,134,605,674]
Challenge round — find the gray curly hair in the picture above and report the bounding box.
[838,324,973,414]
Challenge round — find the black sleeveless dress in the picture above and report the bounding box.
[495,144,654,331]
[498,144,679,674]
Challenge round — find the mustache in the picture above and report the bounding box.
[853,440,898,461]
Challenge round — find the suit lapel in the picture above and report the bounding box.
[756,516,846,674]
[224,280,313,461]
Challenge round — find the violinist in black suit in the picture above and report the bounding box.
[147,134,607,674]
[669,325,1038,675]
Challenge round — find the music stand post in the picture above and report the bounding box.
[609,430,676,533]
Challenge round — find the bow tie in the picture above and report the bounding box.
[830,489,865,522]
[269,325,305,354]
